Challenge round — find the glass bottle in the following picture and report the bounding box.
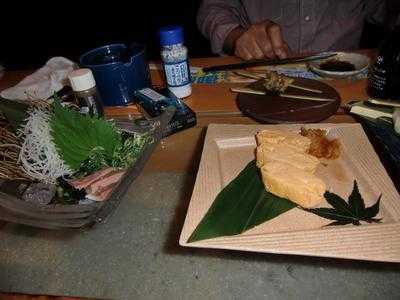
[368,26,400,100]
[68,68,104,117]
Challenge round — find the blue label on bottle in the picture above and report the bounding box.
[163,60,190,87]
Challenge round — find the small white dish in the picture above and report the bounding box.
[308,52,370,79]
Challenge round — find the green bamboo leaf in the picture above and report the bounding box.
[348,180,365,217]
[324,191,354,216]
[363,196,381,219]
[188,160,296,243]
[243,190,296,231]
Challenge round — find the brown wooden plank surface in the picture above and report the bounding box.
[0,50,375,119]
[0,54,363,175]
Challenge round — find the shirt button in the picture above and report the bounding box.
[305,15,311,21]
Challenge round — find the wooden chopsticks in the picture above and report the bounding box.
[279,93,336,102]
[202,52,337,72]
[286,83,323,94]
[233,70,323,94]
[230,87,266,95]
[230,87,335,102]
[230,70,335,102]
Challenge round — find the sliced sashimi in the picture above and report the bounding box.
[86,170,125,195]
[86,185,114,202]
[69,167,116,189]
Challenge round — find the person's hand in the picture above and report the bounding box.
[225,20,290,60]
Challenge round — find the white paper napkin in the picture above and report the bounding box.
[0,57,76,101]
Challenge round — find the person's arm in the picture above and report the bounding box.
[197,0,289,60]
[197,0,246,55]
[225,20,290,60]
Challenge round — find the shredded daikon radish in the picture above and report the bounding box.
[19,108,72,183]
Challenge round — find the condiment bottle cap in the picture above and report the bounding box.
[68,68,96,92]
[159,25,184,46]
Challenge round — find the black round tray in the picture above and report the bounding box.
[236,78,341,123]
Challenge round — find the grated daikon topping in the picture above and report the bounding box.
[19,108,72,183]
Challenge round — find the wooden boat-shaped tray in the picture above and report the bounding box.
[0,107,174,230]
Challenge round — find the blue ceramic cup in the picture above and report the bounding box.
[80,43,151,106]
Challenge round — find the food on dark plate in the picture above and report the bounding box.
[263,71,294,93]
[319,59,356,72]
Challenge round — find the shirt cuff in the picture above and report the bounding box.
[211,23,241,55]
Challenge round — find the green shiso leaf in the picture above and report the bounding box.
[111,133,152,168]
[188,160,297,243]
[49,101,122,170]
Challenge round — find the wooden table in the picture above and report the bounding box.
[1,53,370,177]
[0,50,378,300]
[106,57,370,118]
[108,52,373,174]
[0,51,375,192]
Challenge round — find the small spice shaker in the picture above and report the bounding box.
[68,68,104,117]
[159,25,192,98]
